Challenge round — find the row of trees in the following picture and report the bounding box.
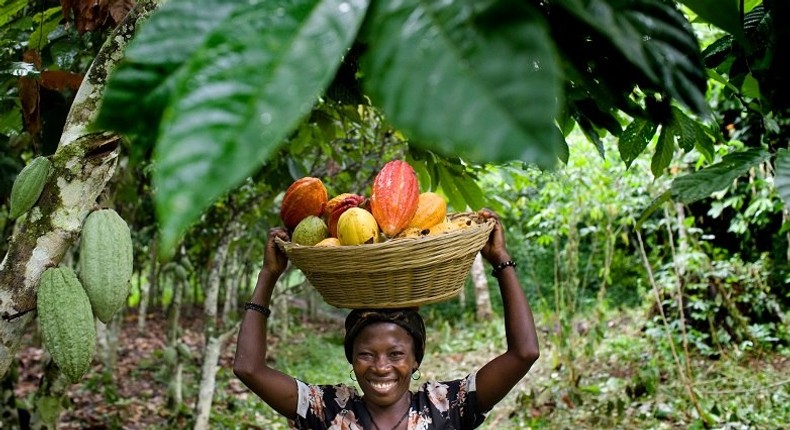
[1,0,788,427]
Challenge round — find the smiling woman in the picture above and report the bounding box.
[233,209,540,429]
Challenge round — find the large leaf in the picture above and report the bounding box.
[154,0,369,253]
[557,0,708,116]
[361,0,563,167]
[671,148,770,204]
[775,149,790,211]
[678,0,746,42]
[95,0,240,144]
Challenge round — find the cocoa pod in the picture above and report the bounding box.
[337,207,381,245]
[9,156,51,219]
[327,194,365,237]
[407,192,447,230]
[37,267,97,384]
[280,177,328,230]
[78,209,134,323]
[370,160,420,237]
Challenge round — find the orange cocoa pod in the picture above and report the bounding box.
[370,160,419,237]
[280,177,328,230]
[406,192,447,230]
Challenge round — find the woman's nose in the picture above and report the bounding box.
[372,356,392,372]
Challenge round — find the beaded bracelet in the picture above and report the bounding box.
[492,260,517,278]
[244,302,271,317]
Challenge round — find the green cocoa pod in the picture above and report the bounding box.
[176,342,192,360]
[173,264,188,281]
[37,267,97,384]
[163,346,178,366]
[9,156,51,219]
[78,209,134,323]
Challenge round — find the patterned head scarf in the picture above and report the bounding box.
[344,308,426,364]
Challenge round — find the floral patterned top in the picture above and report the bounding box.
[289,372,487,430]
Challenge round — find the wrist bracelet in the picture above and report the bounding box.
[492,260,516,278]
[244,302,271,317]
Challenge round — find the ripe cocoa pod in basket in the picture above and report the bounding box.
[280,177,328,230]
[370,160,419,237]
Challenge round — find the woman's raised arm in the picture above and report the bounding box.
[474,209,540,412]
[233,227,300,420]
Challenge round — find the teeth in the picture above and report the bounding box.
[370,381,396,391]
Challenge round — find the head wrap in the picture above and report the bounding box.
[344,308,426,364]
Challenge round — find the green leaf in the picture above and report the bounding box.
[558,0,708,115]
[437,164,467,212]
[651,127,675,178]
[0,0,27,27]
[361,0,563,167]
[619,118,657,169]
[636,190,671,229]
[455,172,488,211]
[740,73,761,99]
[775,149,790,211]
[154,0,369,253]
[666,106,714,154]
[406,152,432,192]
[96,0,240,142]
[677,0,746,42]
[671,148,770,204]
[28,7,61,51]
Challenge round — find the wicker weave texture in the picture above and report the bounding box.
[276,213,495,309]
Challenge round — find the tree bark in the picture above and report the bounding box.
[193,221,236,428]
[471,253,493,321]
[0,0,163,380]
[138,239,157,333]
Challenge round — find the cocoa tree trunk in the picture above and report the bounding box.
[0,0,162,380]
[194,221,237,429]
[138,240,157,333]
[471,253,493,321]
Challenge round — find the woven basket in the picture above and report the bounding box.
[276,212,495,309]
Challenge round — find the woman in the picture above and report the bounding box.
[234,209,540,429]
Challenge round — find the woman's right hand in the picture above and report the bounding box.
[264,227,290,278]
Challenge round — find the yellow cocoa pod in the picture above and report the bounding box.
[37,267,97,383]
[337,208,381,245]
[315,237,342,247]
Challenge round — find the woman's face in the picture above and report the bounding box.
[352,322,417,407]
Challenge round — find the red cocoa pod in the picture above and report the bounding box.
[280,177,328,230]
[370,160,420,237]
[323,193,362,220]
[328,194,365,237]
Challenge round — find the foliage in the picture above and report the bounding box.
[93,0,714,254]
[647,249,788,356]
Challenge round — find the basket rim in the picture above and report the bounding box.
[276,211,494,256]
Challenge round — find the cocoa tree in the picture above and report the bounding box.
[0,0,162,380]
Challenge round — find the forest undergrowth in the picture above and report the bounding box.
[12,305,790,429]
